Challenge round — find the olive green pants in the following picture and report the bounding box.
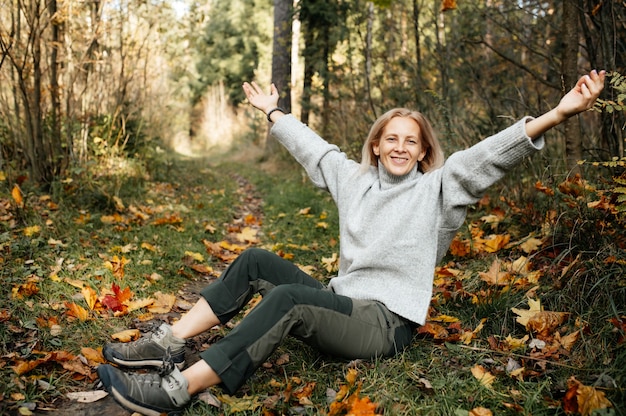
[199,248,414,394]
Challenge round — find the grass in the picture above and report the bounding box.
[1,148,625,415]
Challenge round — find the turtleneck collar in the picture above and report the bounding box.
[377,162,422,190]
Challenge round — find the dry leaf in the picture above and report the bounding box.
[147,291,176,313]
[236,226,259,244]
[12,184,24,208]
[65,302,89,321]
[66,390,109,403]
[81,286,98,310]
[321,253,339,273]
[471,365,495,388]
[479,259,513,286]
[469,408,493,416]
[111,329,140,342]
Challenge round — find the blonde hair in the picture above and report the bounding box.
[360,108,444,173]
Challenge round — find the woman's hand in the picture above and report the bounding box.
[525,69,606,139]
[555,69,606,122]
[242,82,280,115]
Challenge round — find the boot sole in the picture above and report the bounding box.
[108,356,185,369]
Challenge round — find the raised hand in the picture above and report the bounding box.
[242,82,280,115]
[556,69,606,120]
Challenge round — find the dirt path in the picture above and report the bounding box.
[34,174,264,416]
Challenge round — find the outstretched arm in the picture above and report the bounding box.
[525,69,606,139]
[242,82,286,122]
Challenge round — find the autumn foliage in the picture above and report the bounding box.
[1,165,624,414]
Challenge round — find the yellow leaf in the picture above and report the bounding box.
[236,226,259,244]
[576,383,613,416]
[126,297,155,313]
[80,347,105,364]
[81,286,98,310]
[316,222,328,229]
[511,298,542,327]
[141,242,158,252]
[147,291,176,313]
[345,368,358,386]
[111,329,140,342]
[505,334,529,350]
[429,314,459,323]
[519,237,543,254]
[0,171,5,180]
[321,252,339,273]
[471,365,495,388]
[23,225,41,237]
[64,277,85,289]
[469,407,493,416]
[298,207,311,215]
[184,251,205,262]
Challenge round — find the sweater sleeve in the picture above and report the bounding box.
[440,117,544,230]
[269,115,357,194]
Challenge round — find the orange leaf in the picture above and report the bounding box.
[81,347,105,365]
[65,302,89,321]
[11,282,39,299]
[347,395,379,415]
[441,0,457,12]
[111,329,141,342]
[11,184,24,208]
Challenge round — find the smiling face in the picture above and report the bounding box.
[372,116,427,177]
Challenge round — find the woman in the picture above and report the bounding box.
[97,70,605,416]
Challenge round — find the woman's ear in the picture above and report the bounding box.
[373,143,380,156]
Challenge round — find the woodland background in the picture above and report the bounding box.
[1,0,626,415]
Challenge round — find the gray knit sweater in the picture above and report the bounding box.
[270,115,543,325]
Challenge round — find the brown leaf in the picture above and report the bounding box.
[564,377,613,416]
[479,259,513,286]
[526,311,569,337]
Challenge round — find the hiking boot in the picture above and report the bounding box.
[103,322,186,369]
[97,349,191,416]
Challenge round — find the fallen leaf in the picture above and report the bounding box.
[111,329,140,342]
[321,253,339,273]
[65,302,89,321]
[469,407,493,416]
[471,365,495,389]
[81,286,98,310]
[66,390,109,403]
[12,184,24,208]
[147,291,176,313]
[236,226,259,244]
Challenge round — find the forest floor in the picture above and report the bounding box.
[1,144,625,415]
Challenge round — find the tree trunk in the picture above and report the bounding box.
[562,0,582,177]
[265,0,293,158]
